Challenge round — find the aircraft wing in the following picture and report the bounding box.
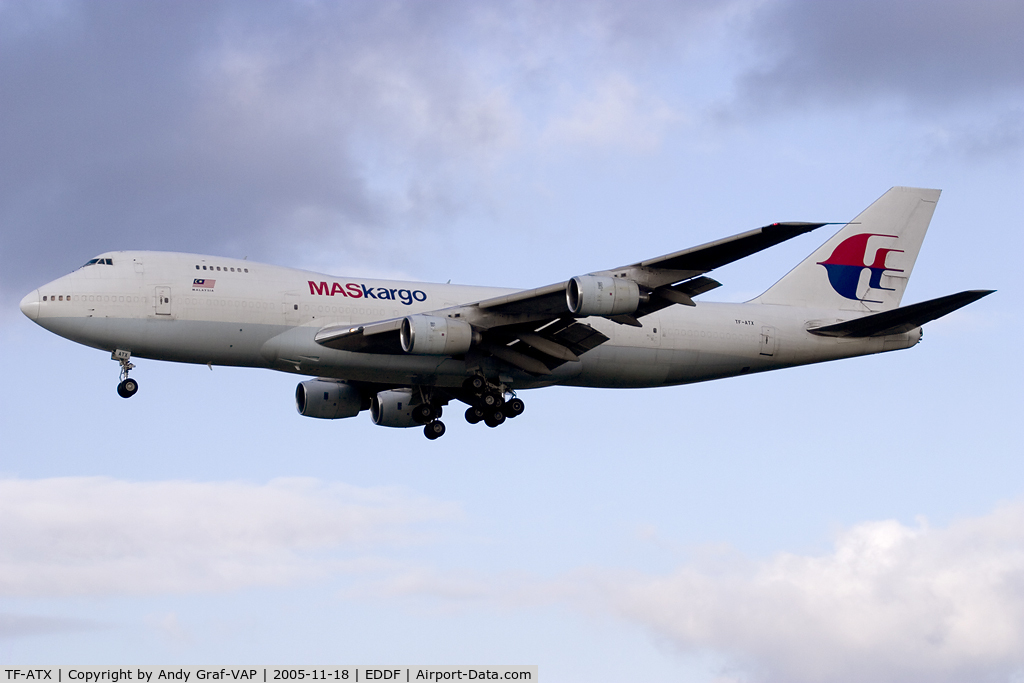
[467,221,827,326]
[316,221,827,374]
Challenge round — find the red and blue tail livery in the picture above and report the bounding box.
[817,233,904,303]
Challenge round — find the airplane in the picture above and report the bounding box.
[19,187,993,440]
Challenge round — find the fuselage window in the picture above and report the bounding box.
[203,266,207,270]
[217,266,221,271]
[196,265,200,270]
[244,269,249,273]
[230,267,235,272]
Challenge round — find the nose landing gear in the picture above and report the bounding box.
[112,349,138,398]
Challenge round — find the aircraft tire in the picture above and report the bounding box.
[117,379,138,398]
[505,398,525,417]
[465,407,485,424]
[424,421,446,440]
[484,410,506,428]
[413,403,435,424]
[464,376,486,393]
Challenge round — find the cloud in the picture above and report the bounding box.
[351,502,1024,682]
[599,505,1024,682]
[924,108,1024,162]
[544,73,681,151]
[0,477,459,597]
[0,612,98,639]
[0,0,744,304]
[0,1,522,300]
[737,0,1024,110]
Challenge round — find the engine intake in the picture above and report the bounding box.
[400,315,475,355]
[371,389,420,428]
[295,379,364,419]
[567,275,640,316]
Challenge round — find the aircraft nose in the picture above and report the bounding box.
[20,289,40,321]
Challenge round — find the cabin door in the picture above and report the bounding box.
[155,286,172,316]
[759,325,776,356]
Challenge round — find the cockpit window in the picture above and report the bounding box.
[81,258,113,268]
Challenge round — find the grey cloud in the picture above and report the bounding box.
[738,0,1024,109]
[928,108,1024,161]
[0,612,97,639]
[0,476,458,596]
[0,0,739,305]
[0,1,515,300]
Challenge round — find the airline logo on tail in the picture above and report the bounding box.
[818,233,904,303]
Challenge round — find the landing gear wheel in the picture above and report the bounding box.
[413,403,436,424]
[481,392,504,409]
[117,378,139,399]
[505,397,525,417]
[465,407,485,424]
[424,421,446,440]
[464,376,486,393]
[483,410,506,428]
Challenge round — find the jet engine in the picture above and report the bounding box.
[567,275,640,316]
[295,379,364,419]
[400,315,475,355]
[370,389,420,428]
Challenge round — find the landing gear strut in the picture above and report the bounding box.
[112,349,138,398]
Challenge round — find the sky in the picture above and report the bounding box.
[1,1,1022,681]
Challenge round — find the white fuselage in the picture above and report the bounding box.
[19,251,920,390]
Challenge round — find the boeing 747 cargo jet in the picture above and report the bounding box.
[20,187,992,439]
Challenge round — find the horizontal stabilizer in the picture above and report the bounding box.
[808,290,994,338]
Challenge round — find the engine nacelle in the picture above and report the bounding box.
[370,389,420,428]
[567,275,640,316]
[295,379,364,419]
[400,315,474,355]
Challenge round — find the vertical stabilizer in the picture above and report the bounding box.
[752,187,940,312]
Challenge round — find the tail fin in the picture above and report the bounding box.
[752,187,941,312]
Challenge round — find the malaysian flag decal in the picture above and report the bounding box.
[192,278,216,290]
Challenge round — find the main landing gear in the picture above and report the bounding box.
[462,376,525,429]
[112,349,138,398]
